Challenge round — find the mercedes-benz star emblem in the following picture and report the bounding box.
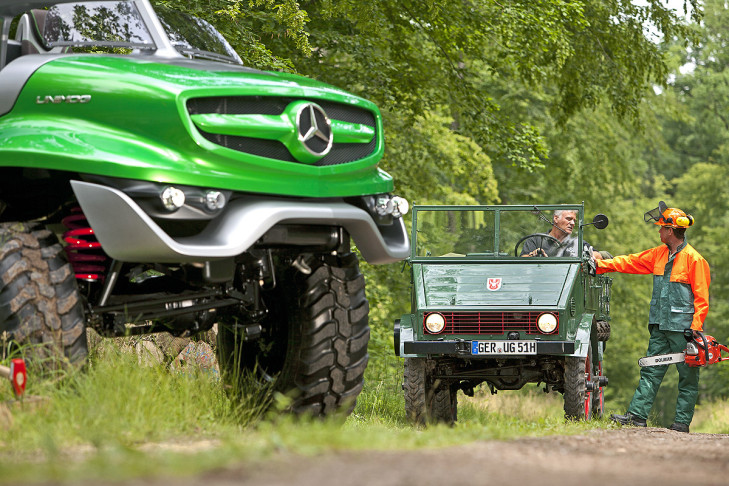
[297,103,333,158]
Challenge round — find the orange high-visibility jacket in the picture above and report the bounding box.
[596,242,710,331]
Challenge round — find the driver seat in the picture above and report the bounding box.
[16,10,71,55]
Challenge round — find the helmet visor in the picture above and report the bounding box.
[644,206,662,223]
[644,201,669,224]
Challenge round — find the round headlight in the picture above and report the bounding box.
[205,190,226,211]
[424,313,446,334]
[537,313,558,334]
[160,186,185,211]
[391,196,409,217]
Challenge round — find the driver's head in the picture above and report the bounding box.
[553,210,577,236]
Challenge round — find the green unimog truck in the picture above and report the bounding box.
[395,204,611,423]
[0,0,409,416]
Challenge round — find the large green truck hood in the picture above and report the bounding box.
[26,55,359,97]
[416,263,579,308]
[0,55,390,197]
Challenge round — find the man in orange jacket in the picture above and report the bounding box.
[596,202,710,433]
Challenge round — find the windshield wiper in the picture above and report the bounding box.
[176,48,238,64]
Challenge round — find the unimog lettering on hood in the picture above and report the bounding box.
[36,94,92,104]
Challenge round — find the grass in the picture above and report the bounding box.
[0,339,623,484]
[691,399,729,434]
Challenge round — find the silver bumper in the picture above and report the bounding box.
[70,180,410,264]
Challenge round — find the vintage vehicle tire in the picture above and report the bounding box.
[403,358,456,425]
[431,384,458,424]
[403,357,428,424]
[0,222,88,367]
[596,320,610,342]
[563,342,594,421]
[217,251,369,417]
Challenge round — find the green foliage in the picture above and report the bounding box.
[379,111,500,206]
[150,0,311,70]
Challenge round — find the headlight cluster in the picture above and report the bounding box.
[161,186,227,213]
[375,194,409,218]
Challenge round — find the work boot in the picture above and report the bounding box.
[610,412,647,427]
[668,422,690,433]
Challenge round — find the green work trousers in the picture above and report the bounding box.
[627,325,700,425]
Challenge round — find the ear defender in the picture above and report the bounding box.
[675,215,694,227]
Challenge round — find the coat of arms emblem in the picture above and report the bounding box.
[487,278,502,291]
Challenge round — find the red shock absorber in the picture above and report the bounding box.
[62,207,107,282]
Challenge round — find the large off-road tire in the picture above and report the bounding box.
[217,251,369,417]
[403,357,456,425]
[563,342,594,421]
[0,222,87,368]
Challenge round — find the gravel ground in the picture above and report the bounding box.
[79,427,729,486]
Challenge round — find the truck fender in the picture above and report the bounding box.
[397,314,416,358]
[569,313,594,358]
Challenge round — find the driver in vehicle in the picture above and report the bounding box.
[520,209,604,259]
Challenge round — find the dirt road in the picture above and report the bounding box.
[89,427,729,486]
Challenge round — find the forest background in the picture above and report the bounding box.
[157,0,729,425]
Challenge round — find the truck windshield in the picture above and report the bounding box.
[155,6,242,64]
[43,1,155,50]
[413,206,587,259]
[40,1,242,64]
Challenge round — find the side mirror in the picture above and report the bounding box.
[583,213,609,230]
[592,214,609,229]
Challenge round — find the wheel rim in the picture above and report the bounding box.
[596,360,604,414]
[584,355,593,419]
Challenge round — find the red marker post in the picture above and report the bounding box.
[0,359,26,398]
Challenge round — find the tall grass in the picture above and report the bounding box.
[691,400,729,434]
[0,338,611,484]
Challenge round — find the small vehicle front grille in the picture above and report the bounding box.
[423,311,558,335]
[187,96,377,166]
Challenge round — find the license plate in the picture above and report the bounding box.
[471,340,537,355]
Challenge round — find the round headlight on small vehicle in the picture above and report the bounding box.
[424,313,446,334]
[536,313,558,334]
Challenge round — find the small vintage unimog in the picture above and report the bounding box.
[395,204,612,423]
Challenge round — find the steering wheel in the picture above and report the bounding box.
[514,233,561,257]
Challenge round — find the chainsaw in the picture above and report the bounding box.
[639,330,729,368]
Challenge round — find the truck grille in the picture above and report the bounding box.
[423,311,558,335]
[187,96,377,166]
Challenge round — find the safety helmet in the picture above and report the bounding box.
[644,201,694,228]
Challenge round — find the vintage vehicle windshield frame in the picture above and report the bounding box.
[409,203,585,263]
